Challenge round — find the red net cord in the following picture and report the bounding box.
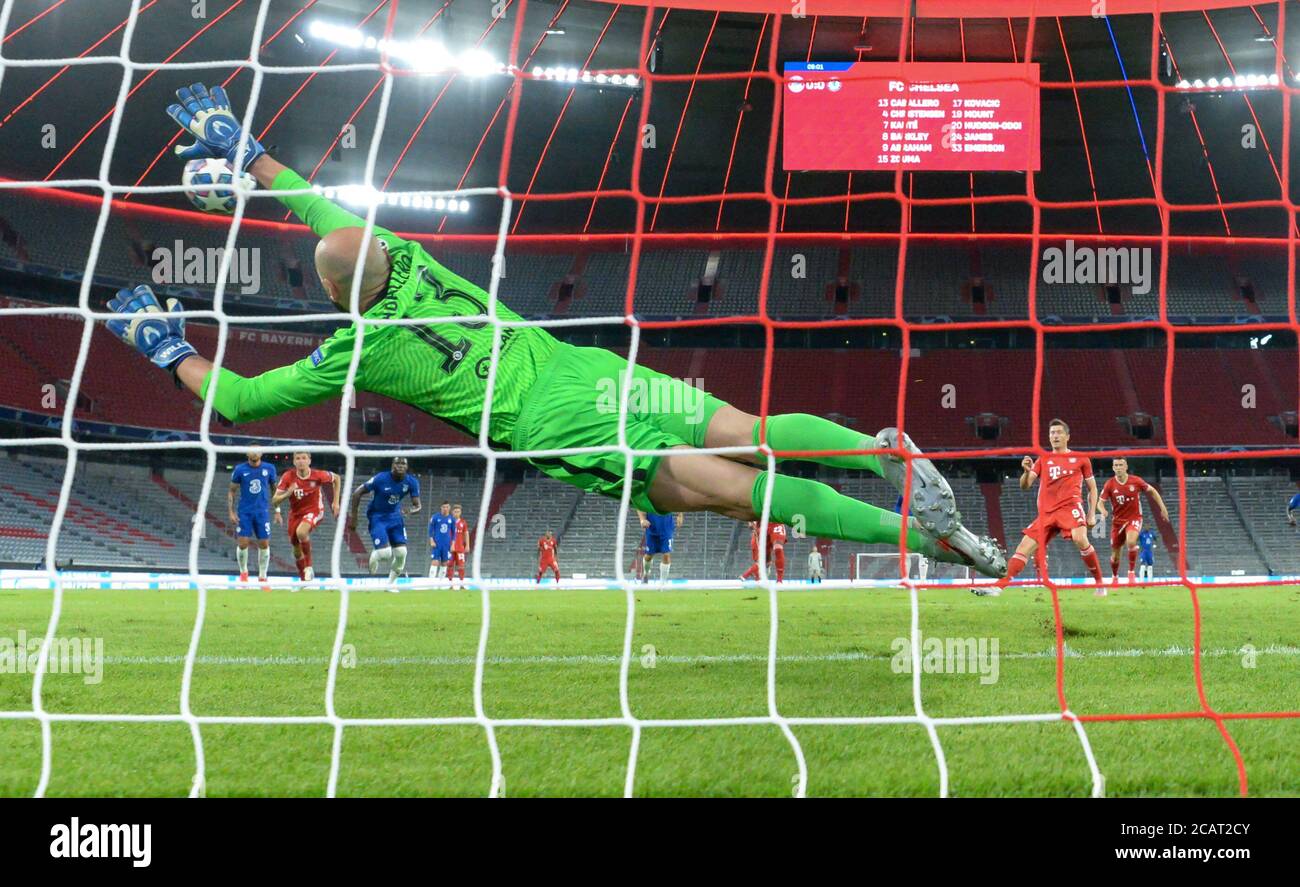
[380,0,1300,796]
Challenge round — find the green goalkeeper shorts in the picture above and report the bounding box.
[510,343,729,512]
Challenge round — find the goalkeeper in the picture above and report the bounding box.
[106,82,1006,579]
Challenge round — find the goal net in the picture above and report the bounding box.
[2,0,1297,799]
[852,551,970,584]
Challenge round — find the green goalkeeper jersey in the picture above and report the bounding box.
[201,168,558,447]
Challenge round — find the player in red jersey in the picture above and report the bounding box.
[739,521,761,580]
[449,504,470,589]
[979,419,1104,596]
[536,531,560,582]
[271,452,340,584]
[741,520,788,582]
[1098,457,1169,584]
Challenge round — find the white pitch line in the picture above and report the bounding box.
[85,644,1300,668]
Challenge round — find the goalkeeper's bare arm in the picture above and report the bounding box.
[109,82,1007,578]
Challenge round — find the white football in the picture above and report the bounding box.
[182,158,255,214]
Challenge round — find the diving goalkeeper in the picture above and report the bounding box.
[105,83,1006,579]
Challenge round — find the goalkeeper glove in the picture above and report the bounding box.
[166,82,266,171]
[106,285,198,372]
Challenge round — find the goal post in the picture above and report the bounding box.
[853,551,970,584]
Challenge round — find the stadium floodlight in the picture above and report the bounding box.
[308,19,509,79]
[1179,72,1278,91]
[319,184,470,214]
[308,19,362,48]
[459,48,500,78]
[411,43,454,74]
[529,64,641,89]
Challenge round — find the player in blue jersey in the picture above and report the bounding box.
[637,509,683,583]
[1136,528,1157,584]
[348,457,422,592]
[1287,492,1300,526]
[429,502,456,580]
[227,448,280,588]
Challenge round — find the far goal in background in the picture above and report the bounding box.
[852,551,971,584]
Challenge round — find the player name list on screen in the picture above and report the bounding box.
[782,61,1041,172]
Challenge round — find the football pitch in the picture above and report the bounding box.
[1,584,1298,797]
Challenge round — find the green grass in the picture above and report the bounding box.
[2,583,1298,797]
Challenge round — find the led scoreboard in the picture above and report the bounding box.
[782,61,1041,172]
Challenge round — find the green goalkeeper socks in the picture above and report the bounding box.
[753,414,883,476]
[751,470,944,558]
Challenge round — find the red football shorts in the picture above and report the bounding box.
[289,510,324,539]
[1111,518,1142,549]
[1025,505,1086,545]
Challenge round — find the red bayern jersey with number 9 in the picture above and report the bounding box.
[278,469,333,517]
[1032,453,1092,515]
[752,523,786,550]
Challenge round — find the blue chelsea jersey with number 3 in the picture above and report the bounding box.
[231,462,276,514]
[430,513,455,541]
[364,471,420,517]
